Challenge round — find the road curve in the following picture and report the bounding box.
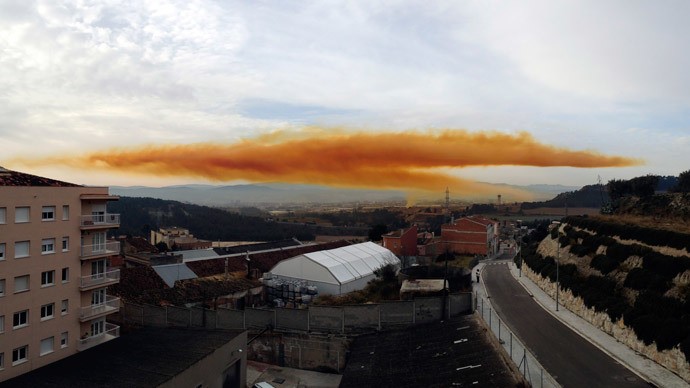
[482,262,649,387]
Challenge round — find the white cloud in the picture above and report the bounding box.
[1,0,689,186]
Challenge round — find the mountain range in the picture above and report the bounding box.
[109,183,579,206]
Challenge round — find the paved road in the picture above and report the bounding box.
[482,262,649,387]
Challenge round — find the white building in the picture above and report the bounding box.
[268,242,400,295]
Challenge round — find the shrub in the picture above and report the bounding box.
[591,254,619,274]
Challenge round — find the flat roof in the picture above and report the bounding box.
[1,327,245,388]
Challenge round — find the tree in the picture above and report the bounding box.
[368,224,388,241]
[677,170,690,193]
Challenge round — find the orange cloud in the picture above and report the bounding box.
[7,129,641,200]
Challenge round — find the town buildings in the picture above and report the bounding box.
[382,225,418,256]
[0,167,121,382]
[440,216,500,257]
[150,226,212,250]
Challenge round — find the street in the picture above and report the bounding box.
[482,261,649,387]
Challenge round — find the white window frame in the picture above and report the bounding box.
[40,303,54,321]
[12,345,28,366]
[41,206,55,221]
[13,310,28,329]
[62,205,69,220]
[0,315,5,333]
[14,275,29,293]
[14,206,30,223]
[14,241,30,258]
[0,243,5,260]
[0,279,5,297]
[60,332,68,348]
[40,337,54,356]
[61,267,69,283]
[41,238,55,255]
[61,236,69,252]
[61,299,69,315]
[91,318,105,336]
[41,270,55,287]
[0,207,6,224]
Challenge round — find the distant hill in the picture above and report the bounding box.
[106,197,367,242]
[521,184,608,210]
[110,182,578,206]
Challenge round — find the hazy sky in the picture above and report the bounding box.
[1,1,688,189]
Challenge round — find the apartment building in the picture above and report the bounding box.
[440,216,500,257]
[0,167,121,382]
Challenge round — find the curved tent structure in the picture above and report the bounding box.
[268,242,400,295]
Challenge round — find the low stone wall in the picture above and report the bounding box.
[523,266,690,382]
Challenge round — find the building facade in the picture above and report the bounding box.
[0,168,121,382]
[440,216,499,257]
[382,225,418,256]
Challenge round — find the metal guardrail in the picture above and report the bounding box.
[80,295,120,320]
[80,242,120,259]
[476,295,561,388]
[80,213,120,227]
[77,323,120,351]
[80,269,120,289]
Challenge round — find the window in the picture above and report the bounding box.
[14,275,29,293]
[41,271,55,287]
[0,243,5,260]
[14,206,29,223]
[61,299,68,315]
[0,207,5,224]
[60,332,68,348]
[61,267,69,283]
[41,206,55,221]
[0,279,4,297]
[40,337,54,356]
[0,352,4,370]
[62,205,69,220]
[41,238,55,254]
[91,319,105,336]
[14,241,29,258]
[61,237,69,251]
[40,303,54,321]
[13,310,28,329]
[0,315,4,333]
[12,345,28,365]
[92,289,105,305]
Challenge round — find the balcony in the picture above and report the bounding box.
[80,269,120,291]
[80,213,120,230]
[80,295,120,322]
[80,241,120,260]
[77,323,120,352]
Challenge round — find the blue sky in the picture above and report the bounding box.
[1,1,688,188]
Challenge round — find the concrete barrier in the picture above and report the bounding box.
[309,306,343,333]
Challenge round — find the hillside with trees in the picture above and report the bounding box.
[107,197,368,242]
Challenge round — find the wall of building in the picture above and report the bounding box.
[0,185,115,382]
[160,331,247,388]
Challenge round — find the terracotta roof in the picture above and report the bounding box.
[0,166,81,187]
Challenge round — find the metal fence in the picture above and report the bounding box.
[476,295,561,388]
[117,293,473,334]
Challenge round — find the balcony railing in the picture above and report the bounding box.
[77,323,120,351]
[80,269,120,290]
[80,295,120,321]
[80,241,120,259]
[80,213,120,228]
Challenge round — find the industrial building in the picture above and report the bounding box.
[267,242,400,295]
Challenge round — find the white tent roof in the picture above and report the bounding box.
[270,242,400,285]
